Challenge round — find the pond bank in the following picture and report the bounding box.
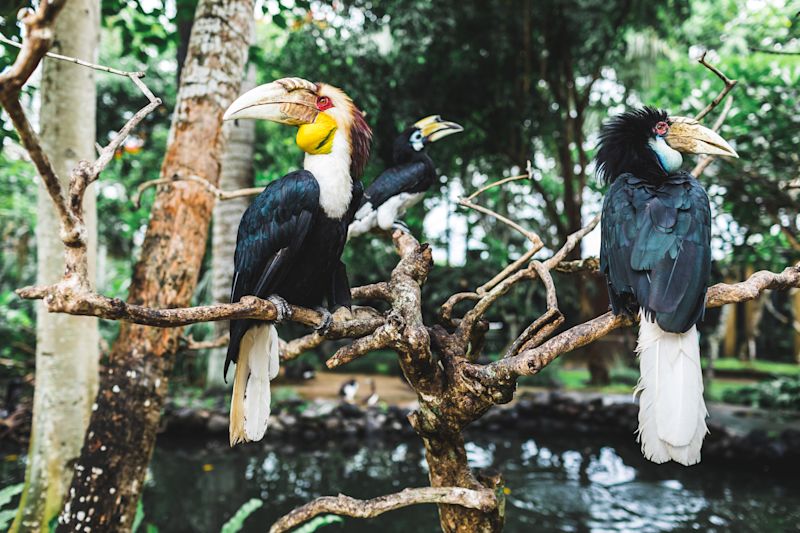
[163,390,800,468]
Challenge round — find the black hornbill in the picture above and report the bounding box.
[222,77,372,445]
[348,115,462,238]
[597,107,738,465]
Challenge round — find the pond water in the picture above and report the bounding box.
[3,432,798,532]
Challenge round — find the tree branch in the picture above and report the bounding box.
[487,264,800,380]
[693,51,738,122]
[269,487,497,533]
[133,174,263,207]
[0,8,162,292]
[691,95,734,177]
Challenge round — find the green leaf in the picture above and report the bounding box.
[0,483,23,530]
[220,498,263,533]
[0,509,18,531]
[0,483,23,509]
[133,499,145,533]
[293,515,344,533]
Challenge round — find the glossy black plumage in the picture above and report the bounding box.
[225,170,362,377]
[598,108,712,333]
[600,172,711,332]
[359,127,435,210]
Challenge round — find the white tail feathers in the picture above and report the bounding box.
[229,324,280,446]
[634,311,708,466]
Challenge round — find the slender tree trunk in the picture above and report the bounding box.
[11,1,100,530]
[741,265,765,361]
[57,1,253,530]
[206,64,256,389]
[705,304,733,381]
[723,275,738,358]
[792,288,800,364]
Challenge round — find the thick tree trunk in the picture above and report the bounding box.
[206,64,256,390]
[422,432,504,532]
[57,1,253,530]
[11,1,100,530]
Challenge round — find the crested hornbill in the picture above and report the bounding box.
[348,115,462,238]
[222,77,372,446]
[597,107,738,465]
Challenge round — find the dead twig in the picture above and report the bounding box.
[0,33,145,78]
[692,96,734,176]
[693,51,738,122]
[465,169,531,202]
[133,175,264,208]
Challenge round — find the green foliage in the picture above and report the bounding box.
[0,483,24,530]
[220,498,263,533]
[722,376,800,411]
[704,357,800,377]
[293,514,344,532]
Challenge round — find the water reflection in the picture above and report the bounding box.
[3,433,798,532]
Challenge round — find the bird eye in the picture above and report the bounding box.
[654,121,669,136]
[316,96,333,111]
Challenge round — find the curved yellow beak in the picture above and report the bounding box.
[413,115,464,143]
[223,77,319,125]
[665,116,739,158]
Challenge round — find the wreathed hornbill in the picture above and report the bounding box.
[597,107,738,465]
[222,77,372,446]
[348,115,462,238]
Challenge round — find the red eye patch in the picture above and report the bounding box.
[653,121,669,136]
[316,96,333,111]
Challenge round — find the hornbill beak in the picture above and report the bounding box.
[223,77,319,125]
[414,115,464,143]
[665,117,739,158]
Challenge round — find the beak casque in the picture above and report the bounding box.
[414,115,464,143]
[665,116,739,158]
[223,77,319,125]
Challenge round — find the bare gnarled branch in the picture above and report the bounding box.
[489,264,800,380]
[269,487,497,533]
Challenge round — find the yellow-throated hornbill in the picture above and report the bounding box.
[597,107,738,465]
[222,78,371,445]
[348,115,462,238]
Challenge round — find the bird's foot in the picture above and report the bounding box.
[267,295,291,323]
[391,220,411,233]
[314,306,333,335]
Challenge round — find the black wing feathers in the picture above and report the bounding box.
[225,171,320,376]
[361,160,430,209]
[600,171,711,333]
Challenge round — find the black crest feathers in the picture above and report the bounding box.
[596,107,668,184]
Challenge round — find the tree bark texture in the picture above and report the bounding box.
[12,1,100,530]
[57,1,253,530]
[207,64,256,389]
